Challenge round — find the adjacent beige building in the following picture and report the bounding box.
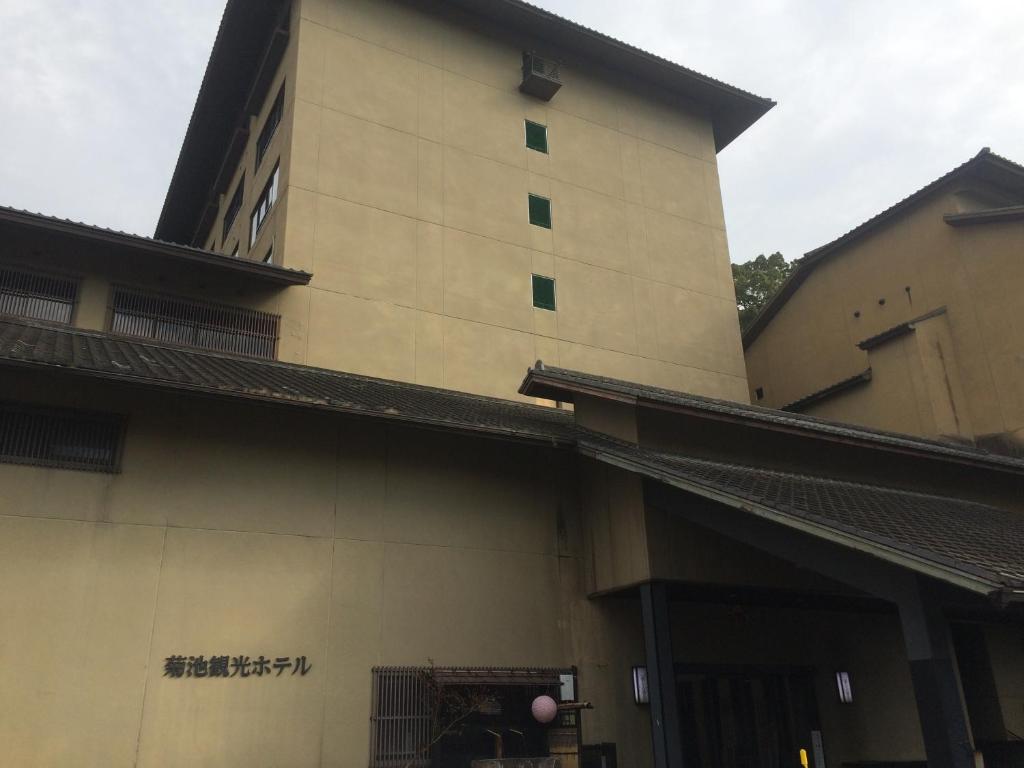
[744,149,1024,454]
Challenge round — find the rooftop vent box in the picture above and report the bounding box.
[521,52,562,101]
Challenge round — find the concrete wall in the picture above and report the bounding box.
[745,183,1024,447]
[266,0,746,402]
[804,312,975,440]
[0,370,648,768]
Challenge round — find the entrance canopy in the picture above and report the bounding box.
[581,434,1024,602]
[520,363,1024,605]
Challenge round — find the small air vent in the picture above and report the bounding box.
[521,52,562,101]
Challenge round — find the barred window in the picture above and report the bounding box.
[0,266,78,325]
[369,667,576,768]
[109,286,280,359]
[0,402,124,473]
[370,668,432,768]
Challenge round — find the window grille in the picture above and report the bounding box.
[109,286,280,359]
[369,668,432,768]
[369,667,575,768]
[0,266,78,324]
[0,402,124,472]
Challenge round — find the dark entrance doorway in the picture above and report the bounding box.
[677,666,822,768]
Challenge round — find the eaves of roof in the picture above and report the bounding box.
[3,320,1021,604]
[155,0,290,245]
[856,306,948,351]
[442,0,774,151]
[781,368,872,413]
[0,319,573,446]
[580,435,1024,600]
[944,205,1024,227]
[0,205,311,287]
[156,0,774,244]
[519,363,1024,475]
[742,149,1024,349]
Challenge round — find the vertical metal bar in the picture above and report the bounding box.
[106,286,278,359]
[897,578,975,768]
[642,582,686,768]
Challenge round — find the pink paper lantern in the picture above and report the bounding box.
[531,695,558,724]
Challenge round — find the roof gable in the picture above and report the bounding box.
[742,149,1024,349]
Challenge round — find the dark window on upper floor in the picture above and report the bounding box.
[0,266,78,325]
[525,120,548,153]
[529,194,552,228]
[532,274,556,311]
[0,401,125,473]
[223,175,245,241]
[108,286,280,360]
[755,387,765,401]
[255,84,285,171]
[263,243,274,264]
[230,242,239,258]
[250,163,280,247]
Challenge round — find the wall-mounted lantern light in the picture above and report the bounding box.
[836,671,854,704]
[559,673,575,702]
[632,666,649,705]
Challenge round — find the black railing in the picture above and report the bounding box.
[109,286,280,359]
[0,266,78,324]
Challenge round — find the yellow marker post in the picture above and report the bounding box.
[800,748,810,768]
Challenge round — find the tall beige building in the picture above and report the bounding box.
[744,149,1024,454]
[155,0,773,402]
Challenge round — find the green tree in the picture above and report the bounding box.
[732,252,793,331]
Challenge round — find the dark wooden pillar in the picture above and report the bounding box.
[897,579,975,768]
[641,582,685,768]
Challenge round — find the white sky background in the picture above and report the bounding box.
[2,1,1023,264]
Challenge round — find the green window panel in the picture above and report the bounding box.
[529,194,552,229]
[532,274,556,311]
[525,120,548,153]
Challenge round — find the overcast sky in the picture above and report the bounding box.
[2,1,1023,264]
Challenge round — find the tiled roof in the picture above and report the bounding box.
[445,0,774,151]
[581,435,1024,595]
[0,205,311,286]
[781,368,872,413]
[3,319,1022,599]
[857,306,948,351]
[742,149,1024,348]
[520,364,1024,472]
[0,319,573,444]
